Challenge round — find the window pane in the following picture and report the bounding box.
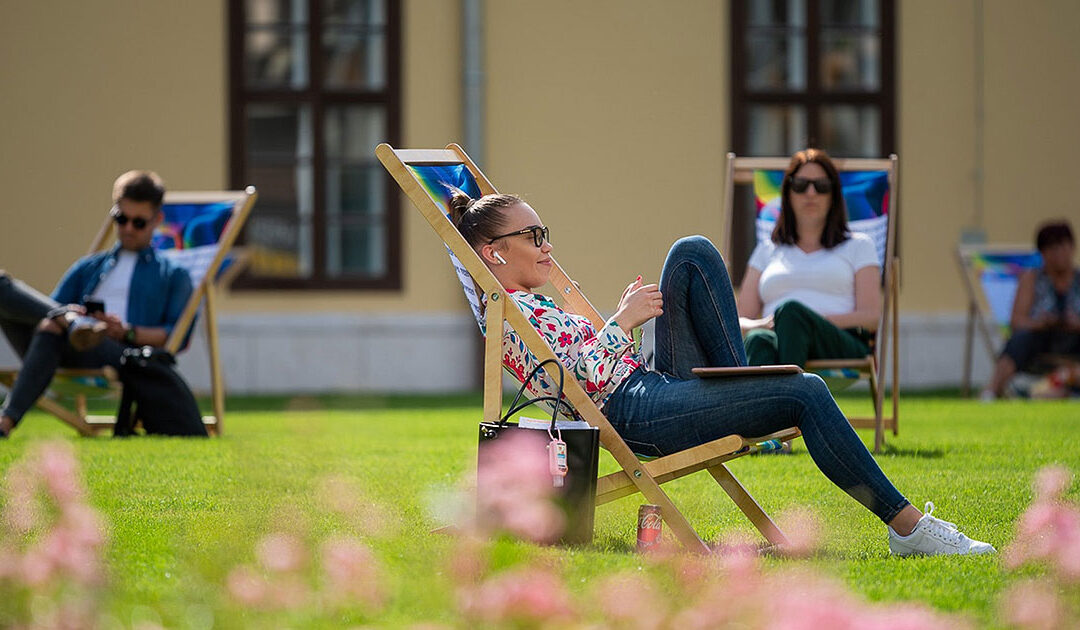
[325,106,386,276]
[245,104,314,277]
[821,31,879,90]
[820,0,879,26]
[747,33,806,91]
[323,0,386,89]
[244,0,308,88]
[748,0,806,26]
[819,105,880,157]
[748,105,807,156]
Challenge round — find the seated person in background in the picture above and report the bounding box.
[983,220,1080,399]
[737,148,881,368]
[0,170,192,437]
[448,189,992,556]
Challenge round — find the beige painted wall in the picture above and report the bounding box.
[899,0,1080,312]
[0,1,228,289]
[3,0,1078,320]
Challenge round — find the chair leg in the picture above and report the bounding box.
[708,464,789,547]
[869,367,884,453]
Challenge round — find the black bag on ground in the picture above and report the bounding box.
[115,346,207,437]
[477,359,600,544]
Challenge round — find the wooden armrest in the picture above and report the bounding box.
[692,365,803,378]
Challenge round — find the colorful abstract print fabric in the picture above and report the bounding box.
[754,170,891,265]
[408,164,485,327]
[969,250,1042,333]
[153,202,235,288]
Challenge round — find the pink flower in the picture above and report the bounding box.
[319,536,385,609]
[1034,466,1072,502]
[998,579,1063,630]
[475,431,565,543]
[37,442,84,505]
[458,566,576,624]
[256,532,307,573]
[775,507,823,558]
[593,573,668,630]
[226,565,269,607]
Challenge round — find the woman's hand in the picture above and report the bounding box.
[614,276,663,334]
[739,314,774,333]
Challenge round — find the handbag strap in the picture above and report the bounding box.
[500,358,570,431]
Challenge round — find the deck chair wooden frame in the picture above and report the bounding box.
[955,243,1042,396]
[378,143,802,553]
[722,154,900,453]
[0,188,257,436]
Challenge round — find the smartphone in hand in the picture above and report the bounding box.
[83,299,105,315]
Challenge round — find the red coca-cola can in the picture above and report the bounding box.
[636,504,663,552]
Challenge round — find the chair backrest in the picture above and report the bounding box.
[87,188,258,353]
[751,169,892,268]
[956,244,1042,337]
[407,164,486,330]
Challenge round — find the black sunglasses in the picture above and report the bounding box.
[790,177,833,194]
[488,225,550,248]
[111,208,150,230]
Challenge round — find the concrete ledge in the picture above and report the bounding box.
[0,311,997,395]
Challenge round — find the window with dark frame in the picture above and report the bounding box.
[728,0,894,280]
[229,0,401,290]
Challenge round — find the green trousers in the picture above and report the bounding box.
[744,300,871,367]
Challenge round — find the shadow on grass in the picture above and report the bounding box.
[875,444,946,459]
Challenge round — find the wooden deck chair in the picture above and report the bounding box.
[378,143,802,553]
[722,154,900,453]
[955,244,1042,396]
[0,188,257,436]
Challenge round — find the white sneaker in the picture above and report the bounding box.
[888,502,996,557]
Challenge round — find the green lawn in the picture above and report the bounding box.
[0,391,1076,628]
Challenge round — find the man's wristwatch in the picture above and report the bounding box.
[124,325,137,345]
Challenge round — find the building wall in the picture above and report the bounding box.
[1,0,1078,393]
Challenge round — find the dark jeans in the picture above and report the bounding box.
[1002,328,1080,371]
[603,236,910,523]
[0,272,123,425]
[744,300,871,367]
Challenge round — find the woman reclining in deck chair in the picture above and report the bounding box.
[449,190,992,557]
[737,149,879,368]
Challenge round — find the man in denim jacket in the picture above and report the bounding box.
[0,171,192,437]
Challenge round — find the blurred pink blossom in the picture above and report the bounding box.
[226,564,269,608]
[458,565,576,625]
[320,535,385,609]
[256,532,307,573]
[1034,466,1071,501]
[37,441,84,504]
[998,579,1064,630]
[775,507,824,558]
[593,572,667,630]
[475,430,566,543]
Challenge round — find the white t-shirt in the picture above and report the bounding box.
[747,232,879,317]
[90,250,137,323]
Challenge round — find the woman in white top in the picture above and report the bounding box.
[737,149,882,367]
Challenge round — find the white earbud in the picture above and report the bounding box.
[493,252,508,265]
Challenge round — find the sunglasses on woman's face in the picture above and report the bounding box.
[488,225,550,248]
[790,177,833,194]
[111,208,150,230]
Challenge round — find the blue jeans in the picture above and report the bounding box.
[0,272,123,425]
[603,236,910,524]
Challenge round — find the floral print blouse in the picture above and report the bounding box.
[489,291,643,415]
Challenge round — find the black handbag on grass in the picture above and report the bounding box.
[115,346,208,437]
[477,359,600,544]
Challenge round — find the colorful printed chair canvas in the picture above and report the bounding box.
[955,244,1042,395]
[722,154,900,453]
[0,188,257,436]
[378,143,801,552]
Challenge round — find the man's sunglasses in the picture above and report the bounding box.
[111,208,150,230]
[488,225,550,248]
[790,177,833,194]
